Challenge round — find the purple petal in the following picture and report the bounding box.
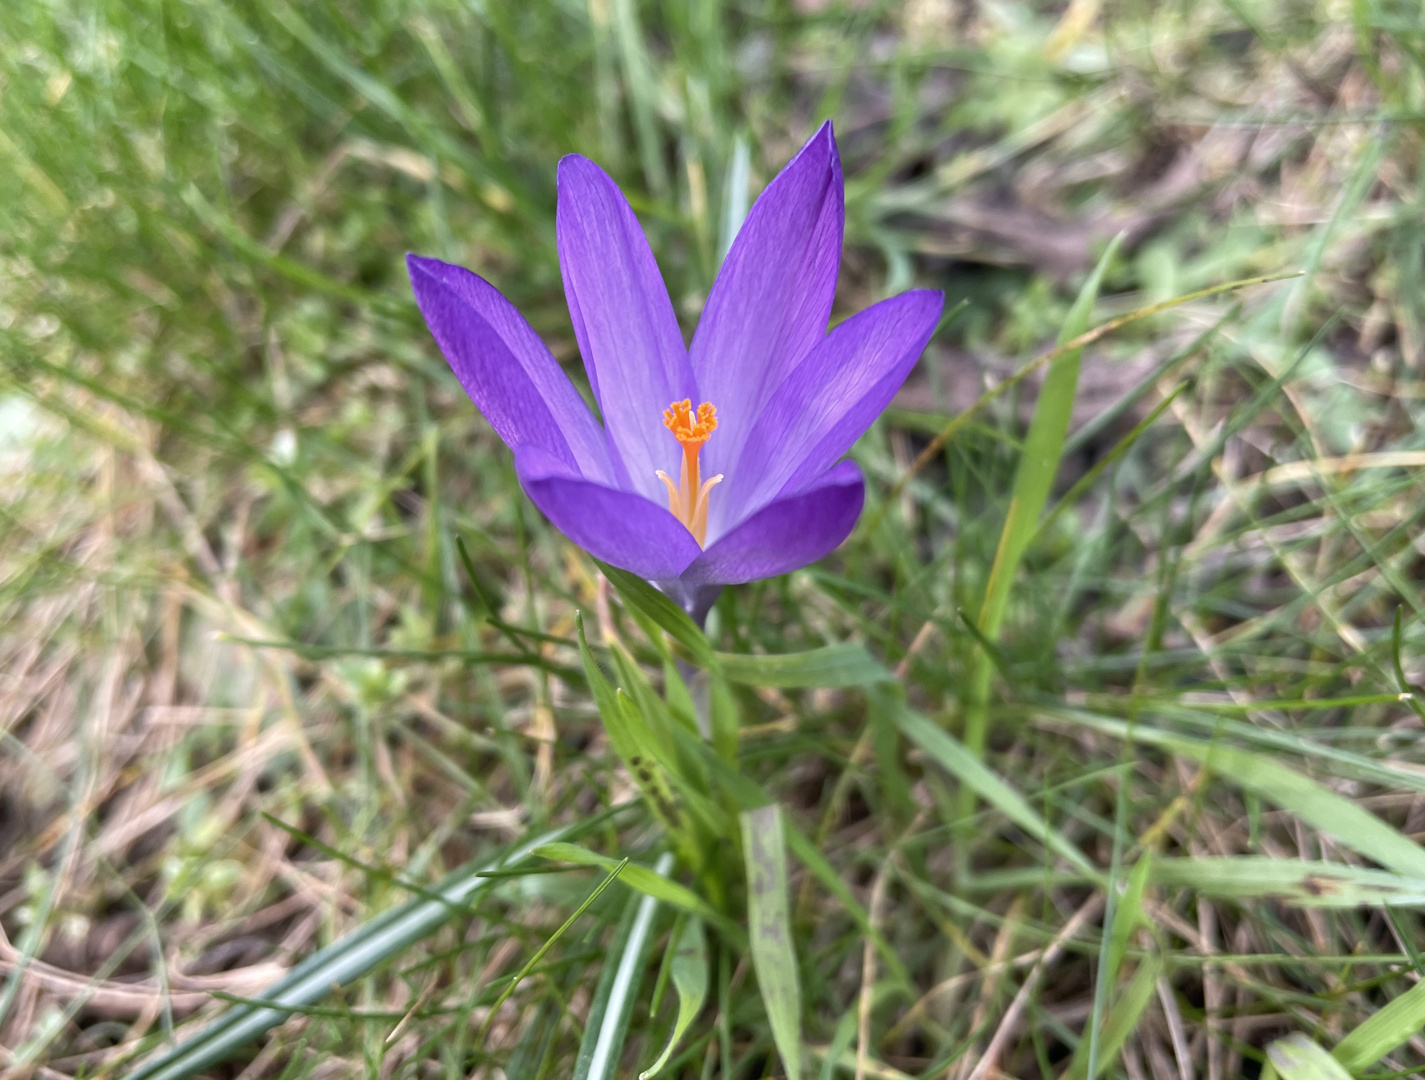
[717,290,942,529]
[680,461,864,586]
[693,123,843,482]
[409,255,614,483]
[514,446,702,581]
[557,156,697,502]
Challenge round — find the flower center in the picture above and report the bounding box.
[656,399,723,547]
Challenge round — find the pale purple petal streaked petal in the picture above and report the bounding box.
[514,447,703,581]
[557,155,697,501]
[693,122,843,485]
[717,290,942,530]
[409,255,614,483]
[680,461,864,586]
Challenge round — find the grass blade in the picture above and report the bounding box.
[742,804,802,1080]
[1268,1033,1354,1080]
[1068,953,1163,1080]
[1333,977,1425,1071]
[596,561,714,665]
[718,135,751,263]
[532,843,740,941]
[1152,857,1425,907]
[1051,713,1425,879]
[714,644,889,688]
[891,699,1100,880]
[574,853,674,1080]
[124,815,620,1080]
[475,857,629,1042]
[961,236,1124,770]
[639,915,708,1079]
[978,234,1124,642]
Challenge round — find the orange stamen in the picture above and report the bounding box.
[659,399,721,547]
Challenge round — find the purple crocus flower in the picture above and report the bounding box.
[409,124,942,620]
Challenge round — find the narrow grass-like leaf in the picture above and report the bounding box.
[532,843,741,942]
[783,822,912,992]
[1068,953,1162,1080]
[880,269,1300,511]
[595,561,713,665]
[1051,714,1425,878]
[714,644,889,688]
[1105,856,1152,984]
[1268,1033,1354,1080]
[1119,702,1425,794]
[124,814,620,1080]
[610,0,667,195]
[577,615,701,863]
[475,857,629,1042]
[815,1011,860,1080]
[961,235,1123,780]
[574,854,672,1080]
[1152,857,1425,907]
[891,699,1100,880]
[708,665,739,764]
[683,732,909,988]
[978,234,1124,641]
[719,135,751,263]
[1079,838,1149,1080]
[638,915,708,1079]
[1392,608,1425,722]
[742,805,802,1080]
[1333,976,1425,1071]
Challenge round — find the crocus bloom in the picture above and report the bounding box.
[409,123,941,620]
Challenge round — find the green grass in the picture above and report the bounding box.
[4,0,1425,1078]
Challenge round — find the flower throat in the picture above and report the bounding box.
[657,399,722,547]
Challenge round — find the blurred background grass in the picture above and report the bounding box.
[5,0,1425,1077]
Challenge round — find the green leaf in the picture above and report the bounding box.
[708,665,739,764]
[1073,853,1153,1080]
[783,821,912,993]
[1268,1034,1354,1080]
[1068,953,1162,1080]
[476,857,629,1042]
[595,561,713,665]
[742,805,802,1080]
[611,646,719,825]
[676,729,909,990]
[719,135,751,262]
[124,814,620,1080]
[532,843,741,943]
[573,854,672,1080]
[662,656,699,735]
[1105,855,1153,984]
[816,1011,860,1080]
[576,616,700,863]
[639,916,708,1079]
[1057,714,1425,879]
[714,643,889,688]
[978,233,1123,644]
[1152,857,1425,907]
[959,236,1121,821]
[1333,976,1425,1071]
[891,699,1100,880]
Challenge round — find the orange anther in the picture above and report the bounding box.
[663,399,718,447]
[658,399,721,547]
